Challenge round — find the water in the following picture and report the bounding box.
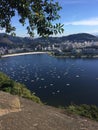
[0,54,98,107]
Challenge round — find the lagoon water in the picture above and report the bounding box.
[0,54,98,107]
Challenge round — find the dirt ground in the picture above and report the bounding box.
[0,91,98,130]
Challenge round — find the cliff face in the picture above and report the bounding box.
[0,91,98,130]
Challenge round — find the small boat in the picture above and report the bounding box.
[44,86,47,88]
[31,80,34,82]
[52,92,55,95]
[66,83,70,86]
[41,78,44,81]
[57,76,60,78]
[57,90,60,93]
[50,84,53,86]
[76,75,80,78]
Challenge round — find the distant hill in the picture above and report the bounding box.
[33,33,98,44]
[0,33,33,47]
[61,33,97,42]
[0,33,98,48]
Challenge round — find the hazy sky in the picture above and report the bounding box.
[1,0,98,37]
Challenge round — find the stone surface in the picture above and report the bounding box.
[0,91,98,130]
[0,91,21,116]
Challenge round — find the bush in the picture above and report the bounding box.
[66,104,98,121]
[0,72,41,103]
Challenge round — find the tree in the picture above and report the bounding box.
[0,0,64,37]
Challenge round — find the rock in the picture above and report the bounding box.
[0,91,98,130]
[0,91,21,116]
[9,96,20,109]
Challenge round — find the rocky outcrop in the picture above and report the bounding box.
[0,91,21,116]
[0,91,98,130]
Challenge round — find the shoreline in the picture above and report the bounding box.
[50,54,98,58]
[1,52,98,58]
[1,51,48,58]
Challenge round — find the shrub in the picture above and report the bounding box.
[66,104,98,121]
[0,72,41,103]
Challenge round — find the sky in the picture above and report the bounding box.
[1,0,98,37]
[56,0,98,37]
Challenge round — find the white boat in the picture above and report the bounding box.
[66,83,70,86]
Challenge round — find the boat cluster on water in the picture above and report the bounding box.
[1,54,98,106]
[1,54,98,97]
[0,58,85,96]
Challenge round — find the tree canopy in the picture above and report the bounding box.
[0,0,64,37]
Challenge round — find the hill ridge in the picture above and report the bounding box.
[0,33,98,48]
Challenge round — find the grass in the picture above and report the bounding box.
[65,104,98,121]
[1,72,98,121]
[0,72,41,103]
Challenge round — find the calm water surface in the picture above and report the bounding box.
[0,54,98,107]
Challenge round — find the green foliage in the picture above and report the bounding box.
[0,0,64,36]
[66,104,98,121]
[0,72,41,103]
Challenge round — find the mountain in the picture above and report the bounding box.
[33,33,98,44]
[0,33,33,47]
[0,33,29,44]
[61,33,97,42]
[0,33,98,48]
[0,33,13,47]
